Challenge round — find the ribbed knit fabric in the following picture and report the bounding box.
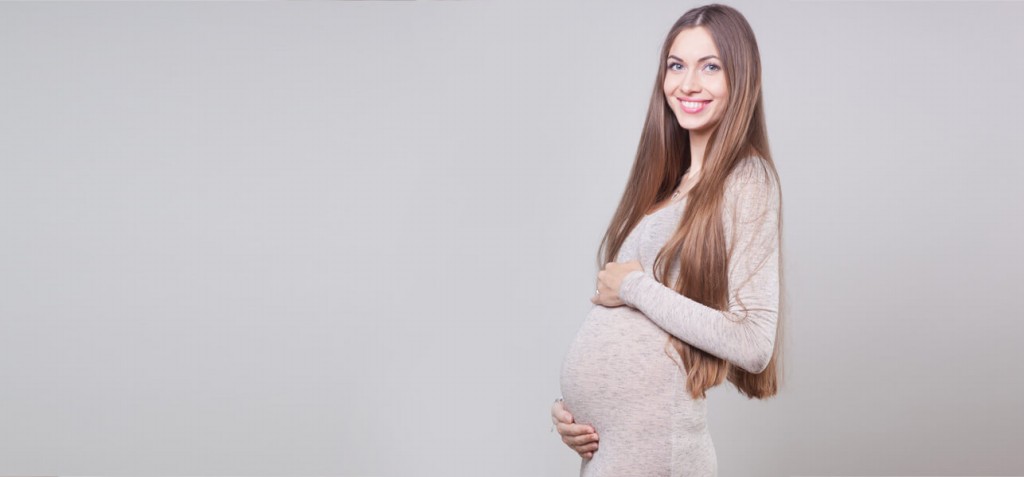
[559,155,780,476]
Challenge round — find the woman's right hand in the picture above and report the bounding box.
[551,399,600,459]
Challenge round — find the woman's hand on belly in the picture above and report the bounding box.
[591,259,643,307]
[551,398,600,459]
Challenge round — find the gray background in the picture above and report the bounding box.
[1,1,1022,476]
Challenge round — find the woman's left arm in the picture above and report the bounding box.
[618,173,781,374]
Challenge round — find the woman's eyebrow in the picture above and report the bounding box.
[667,54,720,63]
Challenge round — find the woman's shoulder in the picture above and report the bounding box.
[723,154,780,220]
[726,154,775,189]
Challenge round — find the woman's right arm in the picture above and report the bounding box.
[551,398,600,459]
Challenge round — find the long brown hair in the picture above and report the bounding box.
[596,3,786,400]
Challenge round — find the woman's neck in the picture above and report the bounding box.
[688,130,709,174]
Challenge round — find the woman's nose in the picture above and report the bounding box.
[679,72,700,94]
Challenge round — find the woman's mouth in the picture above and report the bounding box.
[679,99,710,114]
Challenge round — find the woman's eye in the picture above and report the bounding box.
[668,62,720,72]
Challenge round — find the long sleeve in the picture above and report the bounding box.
[618,163,781,374]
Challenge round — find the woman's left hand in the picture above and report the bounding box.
[590,260,643,306]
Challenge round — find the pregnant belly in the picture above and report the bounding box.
[559,304,681,434]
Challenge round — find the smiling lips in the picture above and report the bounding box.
[679,98,711,114]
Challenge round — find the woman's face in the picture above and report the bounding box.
[663,26,729,136]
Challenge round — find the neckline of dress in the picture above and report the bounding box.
[642,194,688,218]
[644,171,699,218]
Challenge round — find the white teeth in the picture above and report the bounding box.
[682,100,706,109]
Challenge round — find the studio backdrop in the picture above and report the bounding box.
[1,1,1022,476]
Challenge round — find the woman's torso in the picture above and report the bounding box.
[559,196,718,477]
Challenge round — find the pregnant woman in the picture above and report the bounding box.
[553,4,784,476]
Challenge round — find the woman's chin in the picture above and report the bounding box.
[675,118,720,136]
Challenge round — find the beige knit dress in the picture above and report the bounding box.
[559,155,781,477]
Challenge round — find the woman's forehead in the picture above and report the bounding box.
[668,27,719,60]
